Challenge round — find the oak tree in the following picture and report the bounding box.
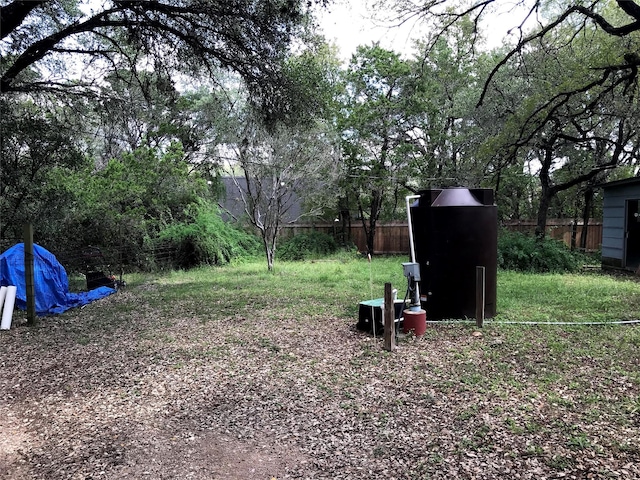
[1,0,326,122]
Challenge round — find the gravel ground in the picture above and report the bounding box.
[1,286,639,479]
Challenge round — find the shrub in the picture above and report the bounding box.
[498,230,588,273]
[158,202,260,269]
[278,231,338,261]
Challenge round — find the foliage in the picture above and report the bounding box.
[277,231,338,260]
[157,202,260,269]
[498,230,590,273]
[382,1,640,108]
[59,143,209,269]
[407,20,491,191]
[379,0,640,236]
[0,96,88,239]
[228,103,341,270]
[197,38,344,271]
[483,23,640,236]
[90,69,224,166]
[338,44,416,254]
[0,0,323,123]
[6,0,640,266]
[280,40,344,127]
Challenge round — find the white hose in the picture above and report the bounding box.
[423,319,640,326]
[489,319,640,326]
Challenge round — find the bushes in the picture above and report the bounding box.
[158,202,260,269]
[498,230,590,273]
[278,231,338,261]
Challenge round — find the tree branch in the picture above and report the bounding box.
[1,9,132,93]
[0,0,47,39]
[1,0,299,100]
[615,0,640,22]
[477,2,640,106]
[573,4,640,36]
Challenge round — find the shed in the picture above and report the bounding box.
[601,177,640,271]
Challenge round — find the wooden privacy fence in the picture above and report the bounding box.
[280,220,603,254]
[504,220,602,253]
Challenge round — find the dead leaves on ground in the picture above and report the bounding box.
[0,291,639,479]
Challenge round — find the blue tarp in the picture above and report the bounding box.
[0,243,116,315]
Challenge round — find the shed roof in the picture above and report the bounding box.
[599,177,640,190]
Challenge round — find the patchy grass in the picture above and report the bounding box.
[1,257,639,479]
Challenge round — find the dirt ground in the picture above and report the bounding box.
[1,287,639,479]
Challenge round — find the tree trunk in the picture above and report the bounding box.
[264,235,275,271]
[366,223,376,256]
[338,196,350,247]
[261,227,277,271]
[494,168,502,198]
[360,213,376,256]
[580,186,594,250]
[266,247,274,271]
[570,219,578,250]
[570,194,580,250]
[535,190,552,239]
[357,186,383,256]
[535,146,555,239]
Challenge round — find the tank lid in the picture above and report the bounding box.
[432,188,482,207]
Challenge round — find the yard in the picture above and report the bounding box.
[1,256,639,479]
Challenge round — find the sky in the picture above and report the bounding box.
[314,1,423,61]
[314,0,528,62]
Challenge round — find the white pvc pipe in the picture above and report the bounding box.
[1,286,17,330]
[405,195,421,263]
[0,286,7,313]
[405,194,422,304]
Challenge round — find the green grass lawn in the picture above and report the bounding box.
[3,255,640,479]
[137,255,640,324]
[497,269,640,323]
[74,255,640,324]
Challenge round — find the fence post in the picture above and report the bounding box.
[23,224,37,326]
[119,223,124,285]
[384,282,396,352]
[475,266,485,328]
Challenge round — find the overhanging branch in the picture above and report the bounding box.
[478,2,640,107]
[0,0,47,39]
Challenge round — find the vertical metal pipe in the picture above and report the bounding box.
[383,283,396,352]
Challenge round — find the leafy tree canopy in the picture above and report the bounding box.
[0,96,88,239]
[0,0,328,122]
[375,0,640,107]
